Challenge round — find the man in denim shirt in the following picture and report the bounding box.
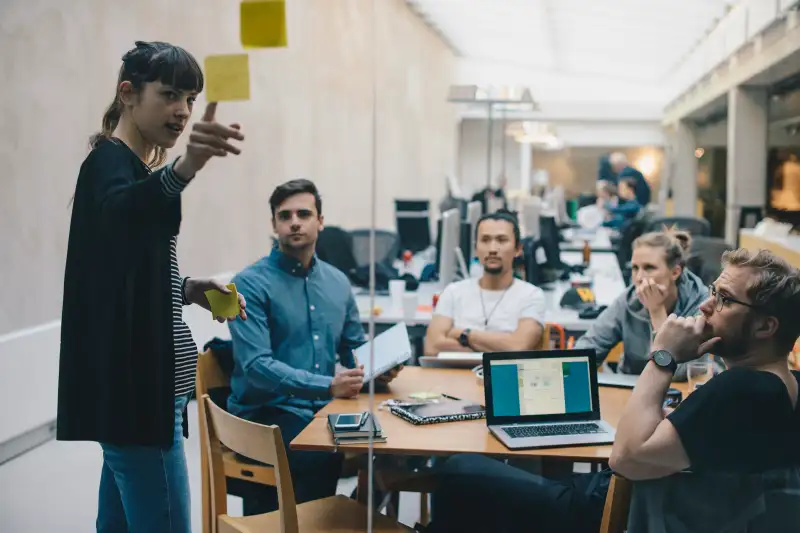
[228,179,401,514]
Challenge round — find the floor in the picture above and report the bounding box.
[0,401,422,533]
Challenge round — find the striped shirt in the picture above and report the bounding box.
[160,161,198,397]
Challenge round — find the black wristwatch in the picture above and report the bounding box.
[458,328,472,348]
[651,349,677,374]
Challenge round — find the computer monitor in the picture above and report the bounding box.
[395,199,431,253]
[438,208,461,286]
[539,215,565,270]
[465,201,482,261]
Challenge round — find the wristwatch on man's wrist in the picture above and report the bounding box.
[650,349,677,374]
[458,328,472,348]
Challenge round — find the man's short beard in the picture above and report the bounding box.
[716,318,754,360]
[484,264,504,275]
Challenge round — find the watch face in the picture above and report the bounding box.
[653,350,672,366]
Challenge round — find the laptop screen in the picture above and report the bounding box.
[484,349,600,424]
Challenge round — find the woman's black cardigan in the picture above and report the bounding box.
[57,139,187,448]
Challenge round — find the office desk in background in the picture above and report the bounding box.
[560,227,617,253]
[354,251,625,332]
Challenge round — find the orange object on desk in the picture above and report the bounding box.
[417,304,433,312]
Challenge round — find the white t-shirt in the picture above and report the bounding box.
[434,278,546,333]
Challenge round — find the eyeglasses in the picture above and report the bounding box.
[707,284,757,312]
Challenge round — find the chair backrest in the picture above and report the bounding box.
[599,474,632,533]
[686,236,735,284]
[349,229,401,268]
[202,394,300,533]
[646,216,711,237]
[197,349,233,533]
[316,226,358,274]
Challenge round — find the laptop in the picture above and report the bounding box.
[597,371,639,389]
[483,349,616,450]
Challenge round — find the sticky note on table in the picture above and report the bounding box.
[204,54,250,102]
[204,283,240,318]
[240,0,288,48]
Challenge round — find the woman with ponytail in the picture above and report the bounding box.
[58,41,246,533]
[575,228,708,379]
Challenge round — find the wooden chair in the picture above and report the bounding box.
[197,349,278,533]
[201,394,414,533]
[599,474,632,533]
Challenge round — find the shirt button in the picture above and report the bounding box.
[310,305,315,311]
[315,363,320,369]
[314,334,319,341]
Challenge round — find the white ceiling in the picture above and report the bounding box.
[407,0,736,84]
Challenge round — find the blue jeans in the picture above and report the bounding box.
[96,394,192,533]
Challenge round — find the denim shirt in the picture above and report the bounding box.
[227,248,365,421]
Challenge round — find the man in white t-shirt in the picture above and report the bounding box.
[424,212,546,355]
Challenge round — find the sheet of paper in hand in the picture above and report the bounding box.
[354,322,412,383]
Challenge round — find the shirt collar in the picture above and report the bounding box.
[269,245,317,277]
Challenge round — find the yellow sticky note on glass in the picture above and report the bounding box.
[205,283,240,318]
[240,0,288,48]
[204,54,250,102]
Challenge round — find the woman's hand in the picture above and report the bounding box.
[184,278,247,322]
[173,102,244,180]
[637,278,670,330]
[636,278,668,312]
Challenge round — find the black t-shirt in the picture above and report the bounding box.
[668,367,800,474]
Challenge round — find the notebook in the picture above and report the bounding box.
[354,322,413,383]
[389,396,485,425]
[326,413,385,445]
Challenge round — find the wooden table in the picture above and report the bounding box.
[291,366,678,463]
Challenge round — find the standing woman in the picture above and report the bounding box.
[58,41,246,533]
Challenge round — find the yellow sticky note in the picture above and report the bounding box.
[240,0,288,48]
[204,283,240,318]
[204,54,250,102]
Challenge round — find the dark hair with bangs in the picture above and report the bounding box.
[90,41,204,168]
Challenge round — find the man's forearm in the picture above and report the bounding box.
[425,337,470,356]
[614,362,672,454]
[467,330,520,352]
[649,307,668,332]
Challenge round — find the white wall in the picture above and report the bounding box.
[0,0,458,443]
[455,57,668,121]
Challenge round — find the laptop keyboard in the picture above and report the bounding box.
[503,423,605,439]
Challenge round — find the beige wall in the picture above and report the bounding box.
[457,118,665,198]
[0,0,457,334]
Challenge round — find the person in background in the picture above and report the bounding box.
[58,41,246,533]
[472,173,508,214]
[227,179,401,514]
[422,248,800,533]
[598,154,618,184]
[574,229,706,379]
[610,151,651,206]
[596,180,619,209]
[601,177,642,229]
[424,211,546,355]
